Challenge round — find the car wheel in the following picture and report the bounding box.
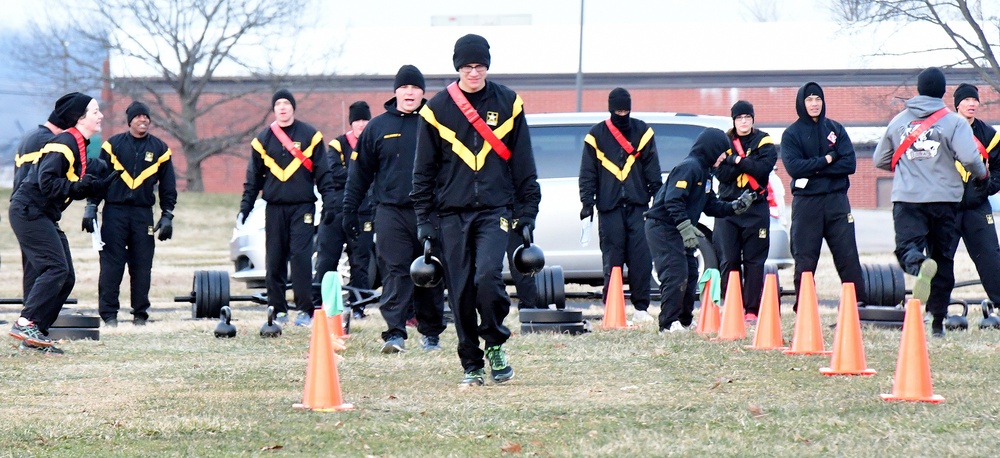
[650,233,718,289]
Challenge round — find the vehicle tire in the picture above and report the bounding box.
[697,233,719,274]
[519,309,583,323]
[520,322,589,335]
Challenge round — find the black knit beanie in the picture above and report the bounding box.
[917,67,946,98]
[453,34,491,71]
[953,83,979,108]
[272,89,296,110]
[348,101,371,123]
[126,101,150,126]
[608,87,631,113]
[48,92,93,129]
[731,100,754,120]
[803,83,824,100]
[394,65,426,90]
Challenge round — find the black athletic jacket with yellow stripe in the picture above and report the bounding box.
[331,132,371,214]
[344,97,422,213]
[715,128,776,201]
[412,80,541,224]
[958,119,1000,209]
[94,131,177,212]
[645,128,736,226]
[240,119,337,214]
[11,131,91,221]
[11,125,57,197]
[579,118,662,212]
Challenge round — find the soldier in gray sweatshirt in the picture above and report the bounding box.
[873,67,987,337]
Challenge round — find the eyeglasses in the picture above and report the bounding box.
[734,115,753,121]
[459,64,487,74]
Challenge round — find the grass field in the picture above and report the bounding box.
[1,191,1000,457]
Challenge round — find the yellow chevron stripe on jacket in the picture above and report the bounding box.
[40,143,81,181]
[102,141,172,189]
[419,95,524,171]
[955,132,1000,182]
[731,135,774,188]
[586,127,654,182]
[252,131,323,181]
[988,132,1000,153]
[329,138,345,163]
[14,151,42,167]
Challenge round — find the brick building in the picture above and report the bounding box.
[112,68,999,209]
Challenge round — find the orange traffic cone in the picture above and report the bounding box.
[820,283,876,376]
[714,271,746,340]
[601,266,631,329]
[881,299,944,403]
[783,272,831,355]
[746,273,786,350]
[294,305,354,411]
[696,278,721,335]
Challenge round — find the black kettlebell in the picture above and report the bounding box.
[259,306,282,337]
[214,306,237,338]
[512,225,545,276]
[979,300,1000,330]
[944,300,969,331]
[410,239,444,288]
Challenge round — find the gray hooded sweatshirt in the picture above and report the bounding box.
[873,95,986,203]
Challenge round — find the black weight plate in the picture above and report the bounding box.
[872,263,884,308]
[50,314,100,328]
[196,270,209,319]
[857,305,906,322]
[47,327,100,341]
[208,271,224,319]
[520,322,588,335]
[551,266,566,310]
[880,264,894,307]
[859,320,904,330]
[218,271,231,314]
[534,269,546,306]
[519,309,583,323]
[204,271,216,320]
[861,263,875,305]
[889,263,905,307]
[191,271,203,319]
[546,267,555,308]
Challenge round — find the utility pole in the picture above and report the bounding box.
[575,0,584,112]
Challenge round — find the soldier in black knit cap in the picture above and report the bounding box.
[10,96,75,302]
[714,100,774,322]
[412,34,541,385]
[9,92,117,354]
[952,83,1000,309]
[240,89,338,329]
[310,100,372,326]
[344,65,446,353]
[579,87,661,324]
[782,82,867,312]
[86,100,177,327]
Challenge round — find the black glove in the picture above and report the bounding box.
[154,212,173,241]
[974,178,989,192]
[82,203,98,233]
[580,205,593,220]
[731,189,756,215]
[69,174,98,199]
[724,153,740,167]
[237,203,252,225]
[517,217,535,239]
[342,212,361,240]
[676,219,704,249]
[417,222,435,242]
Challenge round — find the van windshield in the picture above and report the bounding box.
[528,123,709,179]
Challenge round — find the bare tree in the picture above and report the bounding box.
[4,26,107,99]
[12,0,332,191]
[741,0,781,22]
[832,0,1000,96]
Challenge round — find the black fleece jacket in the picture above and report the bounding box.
[240,119,336,214]
[93,131,177,212]
[780,82,856,196]
[645,128,735,226]
[959,119,1000,209]
[344,97,423,213]
[716,128,776,201]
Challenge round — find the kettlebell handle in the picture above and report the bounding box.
[984,300,995,319]
[521,225,533,246]
[220,306,231,324]
[423,238,433,263]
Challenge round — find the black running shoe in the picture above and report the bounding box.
[19,341,64,355]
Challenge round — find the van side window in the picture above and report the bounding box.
[652,124,705,172]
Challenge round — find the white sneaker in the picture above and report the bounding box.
[666,321,687,333]
[632,310,654,323]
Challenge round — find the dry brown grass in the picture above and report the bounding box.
[2,191,1000,457]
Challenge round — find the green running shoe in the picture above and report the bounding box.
[485,345,514,383]
[460,368,486,386]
